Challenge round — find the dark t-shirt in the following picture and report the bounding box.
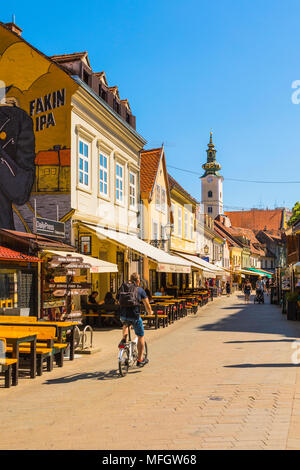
[244,284,251,294]
[120,286,147,318]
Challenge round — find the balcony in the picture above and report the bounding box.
[149,239,168,251]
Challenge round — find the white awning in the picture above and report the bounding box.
[173,252,225,275]
[84,225,193,273]
[44,249,118,273]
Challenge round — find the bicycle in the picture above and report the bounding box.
[118,323,148,377]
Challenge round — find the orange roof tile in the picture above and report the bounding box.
[0,246,42,262]
[229,226,265,256]
[224,209,284,231]
[140,148,163,196]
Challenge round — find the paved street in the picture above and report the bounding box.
[2,293,300,450]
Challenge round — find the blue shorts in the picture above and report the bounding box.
[120,315,144,337]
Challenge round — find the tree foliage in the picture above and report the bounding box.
[288,201,300,226]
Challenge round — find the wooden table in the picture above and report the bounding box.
[0,321,78,361]
[0,329,37,386]
[152,295,174,301]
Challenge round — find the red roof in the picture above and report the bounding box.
[224,209,284,231]
[140,148,163,196]
[0,246,42,263]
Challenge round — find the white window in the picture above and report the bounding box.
[156,185,161,210]
[178,207,182,237]
[190,213,193,240]
[116,163,124,202]
[129,172,136,208]
[78,139,89,187]
[99,153,108,196]
[184,212,188,239]
[161,188,166,213]
[153,222,159,240]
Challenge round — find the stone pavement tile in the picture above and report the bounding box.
[262,441,286,450]
[189,416,219,425]
[208,423,243,437]
[216,416,246,424]
[201,443,234,450]
[286,438,300,449]
[231,441,265,450]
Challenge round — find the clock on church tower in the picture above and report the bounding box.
[200,133,224,219]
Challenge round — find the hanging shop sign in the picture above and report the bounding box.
[156,264,191,274]
[34,217,65,239]
[49,282,92,290]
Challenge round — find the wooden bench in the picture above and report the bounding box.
[0,338,18,388]
[2,325,67,375]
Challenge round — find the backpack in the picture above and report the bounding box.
[118,282,140,313]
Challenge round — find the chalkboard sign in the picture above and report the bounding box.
[17,270,37,315]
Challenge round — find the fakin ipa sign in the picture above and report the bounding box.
[33,216,65,239]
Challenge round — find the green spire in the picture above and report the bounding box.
[201,132,221,177]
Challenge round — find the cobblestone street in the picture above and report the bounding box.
[2,293,300,450]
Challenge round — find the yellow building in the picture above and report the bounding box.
[168,174,197,254]
[168,174,199,289]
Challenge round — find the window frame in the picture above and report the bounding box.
[99,152,109,197]
[190,213,194,240]
[178,207,182,237]
[184,212,188,239]
[78,138,90,190]
[156,184,161,210]
[129,171,137,209]
[161,188,166,213]
[115,162,124,204]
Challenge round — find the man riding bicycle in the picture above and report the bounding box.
[118,273,153,367]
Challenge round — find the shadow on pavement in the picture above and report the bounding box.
[225,363,299,368]
[197,294,300,339]
[225,339,296,344]
[42,368,141,385]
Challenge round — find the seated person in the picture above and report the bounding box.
[102,291,121,327]
[88,291,100,304]
[87,291,104,313]
[154,287,166,296]
[104,291,117,305]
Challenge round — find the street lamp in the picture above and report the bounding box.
[204,245,209,255]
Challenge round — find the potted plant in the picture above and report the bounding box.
[286,292,299,321]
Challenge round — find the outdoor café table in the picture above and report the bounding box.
[0,328,37,386]
[152,295,174,300]
[0,320,78,361]
[156,301,176,324]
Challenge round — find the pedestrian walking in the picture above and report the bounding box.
[244,279,252,304]
[226,281,231,297]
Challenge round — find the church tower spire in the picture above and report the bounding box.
[201,132,222,177]
[200,132,224,219]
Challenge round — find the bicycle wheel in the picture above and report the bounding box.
[118,348,129,377]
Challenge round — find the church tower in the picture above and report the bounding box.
[200,133,224,219]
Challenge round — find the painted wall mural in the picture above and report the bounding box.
[0,25,77,233]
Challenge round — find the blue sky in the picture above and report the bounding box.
[2,0,300,210]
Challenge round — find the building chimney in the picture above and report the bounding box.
[5,22,22,37]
